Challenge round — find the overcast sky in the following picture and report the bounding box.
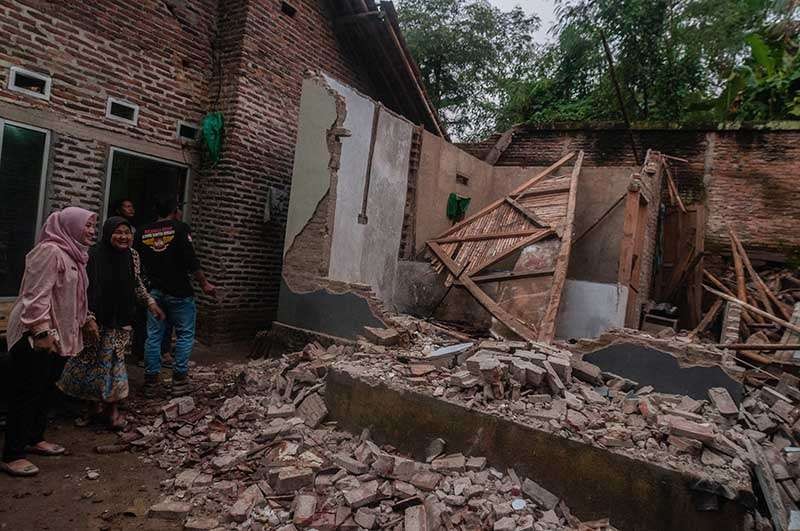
[488,0,557,43]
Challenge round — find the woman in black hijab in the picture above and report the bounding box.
[58,217,164,428]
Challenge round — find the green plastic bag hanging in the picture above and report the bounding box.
[446,193,471,222]
[201,112,224,166]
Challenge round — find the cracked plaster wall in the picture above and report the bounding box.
[279,74,413,335]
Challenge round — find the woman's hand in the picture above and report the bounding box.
[33,333,59,354]
[148,302,166,321]
[82,319,100,344]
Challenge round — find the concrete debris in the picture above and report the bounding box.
[217,395,244,420]
[292,493,318,526]
[147,500,191,520]
[404,504,428,531]
[522,478,559,510]
[183,516,220,530]
[363,325,401,346]
[229,484,264,522]
[114,326,800,530]
[296,392,328,428]
[708,387,738,417]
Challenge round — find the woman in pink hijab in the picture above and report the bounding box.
[1,207,97,477]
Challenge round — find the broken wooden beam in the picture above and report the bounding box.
[730,228,793,320]
[436,153,574,240]
[427,241,538,342]
[664,165,687,213]
[539,151,583,342]
[515,183,572,199]
[466,229,555,276]
[433,229,539,245]
[505,197,549,228]
[483,124,519,165]
[702,284,800,336]
[715,344,800,351]
[459,269,555,284]
[689,299,723,338]
[703,269,757,327]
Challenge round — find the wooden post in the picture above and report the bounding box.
[539,151,583,342]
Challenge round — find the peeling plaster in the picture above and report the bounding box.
[283,75,342,257]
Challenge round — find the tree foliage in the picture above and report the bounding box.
[720,26,800,119]
[396,0,800,139]
[397,0,540,140]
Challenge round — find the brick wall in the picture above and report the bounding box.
[1,0,376,344]
[0,0,216,217]
[460,124,800,256]
[1,0,216,145]
[189,0,373,343]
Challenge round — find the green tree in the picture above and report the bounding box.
[396,0,540,140]
[721,26,800,120]
[499,0,799,128]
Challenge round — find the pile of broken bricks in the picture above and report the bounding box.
[106,326,800,530]
[113,343,615,530]
[338,340,750,489]
[341,334,800,529]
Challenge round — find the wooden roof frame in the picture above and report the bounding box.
[426,151,584,343]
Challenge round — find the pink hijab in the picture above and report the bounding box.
[38,207,96,316]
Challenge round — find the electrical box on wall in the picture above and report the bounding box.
[264,185,288,223]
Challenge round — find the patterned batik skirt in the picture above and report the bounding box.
[58,327,131,403]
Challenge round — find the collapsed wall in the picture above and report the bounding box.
[405,131,664,339]
[278,73,414,340]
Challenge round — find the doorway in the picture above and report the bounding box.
[104,148,190,228]
[0,119,49,299]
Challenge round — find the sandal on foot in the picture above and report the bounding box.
[24,442,66,456]
[0,459,39,477]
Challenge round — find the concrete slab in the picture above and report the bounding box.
[277,279,385,340]
[583,343,743,404]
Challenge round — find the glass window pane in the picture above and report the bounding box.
[0,123,47,296]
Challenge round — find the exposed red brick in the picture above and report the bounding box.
[460,124,800,256]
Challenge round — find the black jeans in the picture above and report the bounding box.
[2,337,61,462]
[132,307,146,361]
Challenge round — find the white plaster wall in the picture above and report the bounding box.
[283,77,338,256]
[325,76,413,303]
[360,109,412,302]
[556,280,629,339]
[325,76,374,281]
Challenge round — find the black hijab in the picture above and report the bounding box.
[87,217,137,328]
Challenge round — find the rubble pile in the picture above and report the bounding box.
[338,339,751,493]
[117,344,614,530]
[110,321,800,529]
[718,265,800,330]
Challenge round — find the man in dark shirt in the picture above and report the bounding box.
[135,196,215,397]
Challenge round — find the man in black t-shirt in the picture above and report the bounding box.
[135,196,216,398]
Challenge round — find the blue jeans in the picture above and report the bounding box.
[145,289,196,376]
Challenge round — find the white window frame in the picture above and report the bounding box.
[176,120,200,142]
[0,118,51,301]
[102,146,192,224]
[7,66,52,101]
[105,96,139,126]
